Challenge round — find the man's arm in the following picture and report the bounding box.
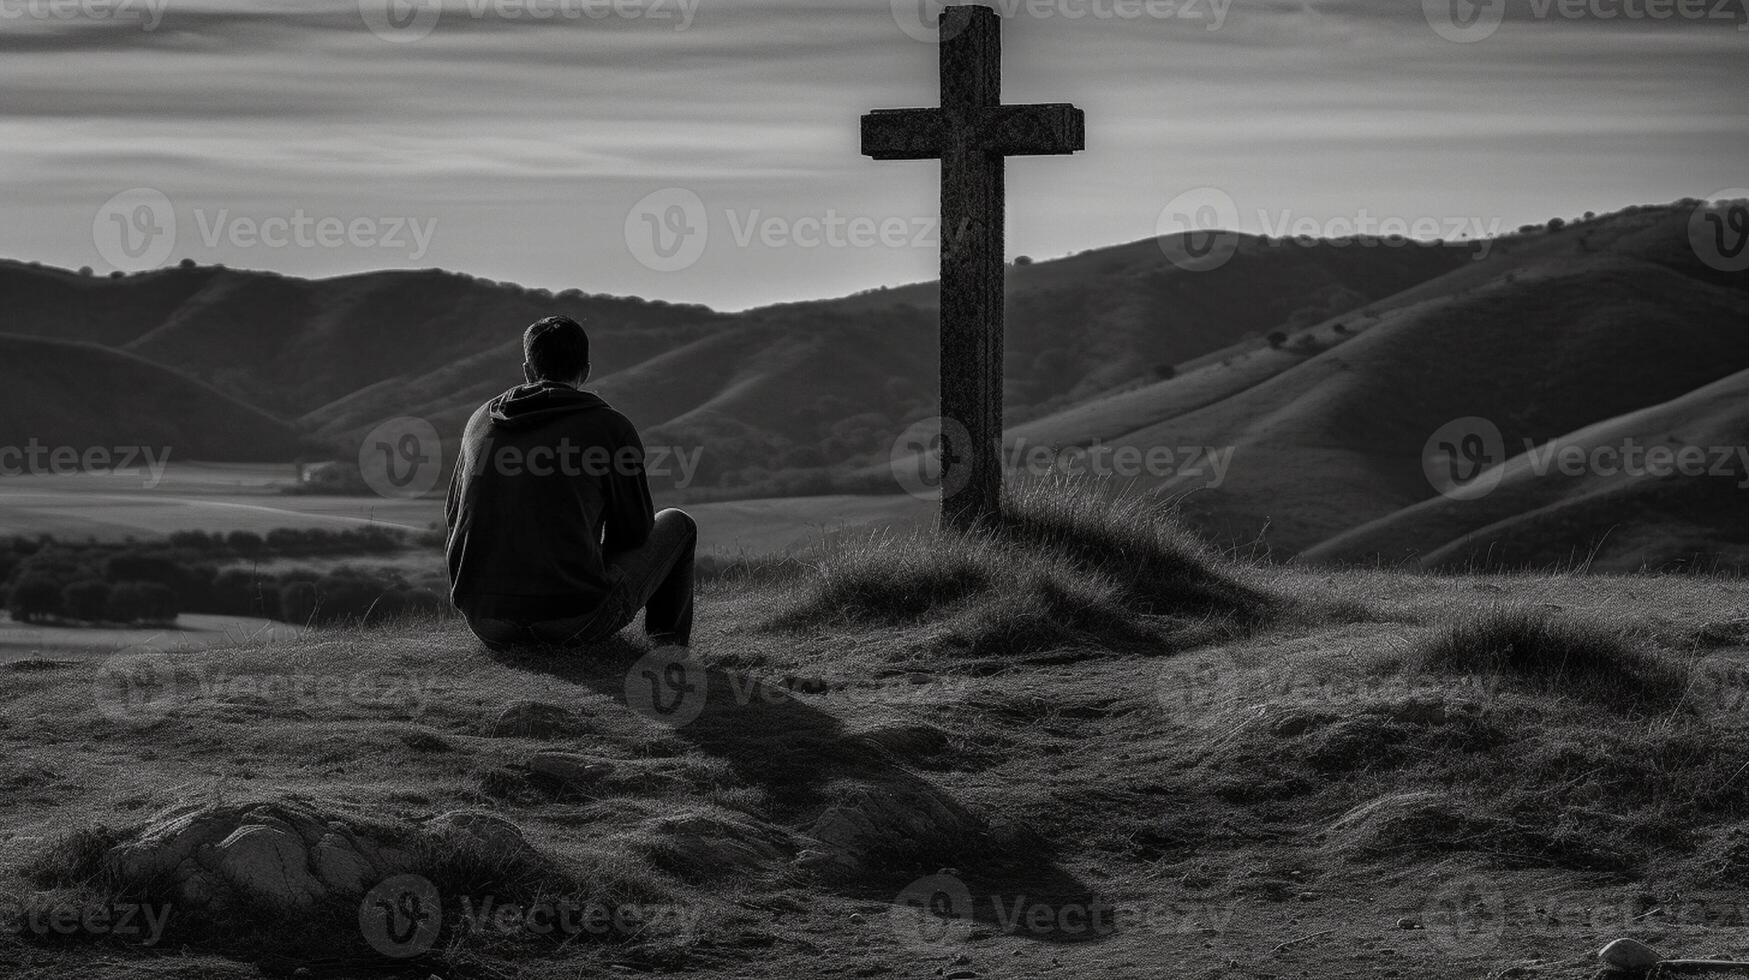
[601,420,656,554]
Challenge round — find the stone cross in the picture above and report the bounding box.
[862,3,1085,530]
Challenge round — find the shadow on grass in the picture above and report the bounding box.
[490,638,1122,944]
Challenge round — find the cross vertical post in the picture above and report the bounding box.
[861,3,1085,531]
[938,4,1005,531]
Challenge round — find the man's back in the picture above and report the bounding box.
[445,381,654,622]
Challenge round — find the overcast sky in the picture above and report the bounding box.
[3,0,1745,309]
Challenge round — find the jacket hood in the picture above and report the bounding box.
[485,382,611,430]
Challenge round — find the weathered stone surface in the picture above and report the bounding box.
[213,824,326,909]
[105,801,413,914]
[312,833,375,894]
[527,751,616,792]
[486,700,590,738]
[1600,938,1664,971]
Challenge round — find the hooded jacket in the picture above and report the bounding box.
[445,382,655,622]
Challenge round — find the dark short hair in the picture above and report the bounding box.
[524,315,590,382]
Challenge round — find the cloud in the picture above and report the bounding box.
[0,0,1743,308]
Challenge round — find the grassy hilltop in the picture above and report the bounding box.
[3,484,1748,980]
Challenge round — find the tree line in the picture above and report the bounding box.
[0,527,448,628]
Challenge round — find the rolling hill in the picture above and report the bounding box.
[2,200,1742,571]
[0,334,314,464]
[991,204,1749,569]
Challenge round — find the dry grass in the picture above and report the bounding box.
[4,495,1749,979]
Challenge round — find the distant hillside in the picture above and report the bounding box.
[0,334,313,463]
[1303,367,1749,572]
[3,201,1741,571]
[995,203,1749,570]
[0,231,1470,491]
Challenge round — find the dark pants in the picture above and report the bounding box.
[467,509,697,651]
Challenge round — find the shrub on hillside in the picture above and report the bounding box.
[227,532,266,558]
[212,568,280,619]
[105,582,178,626]
[61,579,112,622]
[8,575,63,623]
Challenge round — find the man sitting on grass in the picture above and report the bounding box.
[446,315,696,651]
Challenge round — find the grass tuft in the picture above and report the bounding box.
[1411,606,1694,710]
[774,477,1274,659]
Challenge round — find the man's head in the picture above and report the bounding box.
[523,315,590,387]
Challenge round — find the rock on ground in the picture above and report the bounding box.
[108,800,416,913]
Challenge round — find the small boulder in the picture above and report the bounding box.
[211,824,326,909]
[527,751,616,793]
[486,700,589,738]
[1599,938,1663,971]
[311,833,376,894]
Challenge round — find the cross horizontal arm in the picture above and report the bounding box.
[982,103,1085,157]
[862,103,1085,161]
[861,108,943,161]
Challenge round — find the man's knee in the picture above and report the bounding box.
[655,508,697,546]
